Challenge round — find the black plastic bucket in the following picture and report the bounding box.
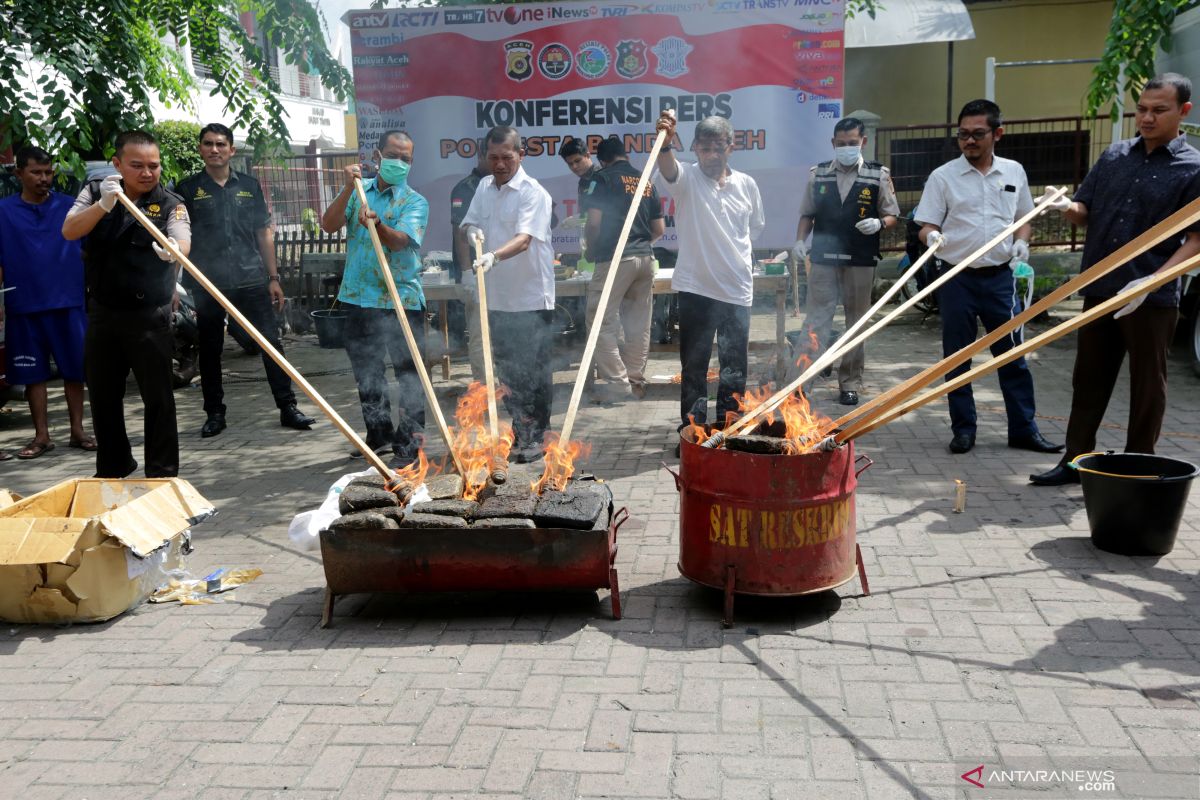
[1073,452,1198,556]
[310,309,347,349]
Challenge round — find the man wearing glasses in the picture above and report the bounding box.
[914,99,1061,456]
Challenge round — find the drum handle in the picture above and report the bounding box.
[662,463,682,491]
[1069,451,1161,480]
[854,454,874,478]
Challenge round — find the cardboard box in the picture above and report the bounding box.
[0,478,215,624]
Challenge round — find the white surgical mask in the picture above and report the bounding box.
[834,145,861,167]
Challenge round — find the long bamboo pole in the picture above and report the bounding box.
[352,179,466,477]
[114,191,394,479]
[831,194,1200,439]
[471,234,507,482]
[841,249,1200,441]
[704,187,1067,449]
[557,128,668,445]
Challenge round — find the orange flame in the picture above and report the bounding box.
[390,448,432,488]
[450,382,515,501]
[793,330,820,371]
[670,369,720,384]
[734,383,831,453]
[532,432,592,494]
[684,413,712,446]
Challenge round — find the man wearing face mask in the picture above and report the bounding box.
[792,117,899,406]
[320,130,429,468]
[654,111,765,451]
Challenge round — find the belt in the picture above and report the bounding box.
[938,259,1011,277]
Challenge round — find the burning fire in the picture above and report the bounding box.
[450,382,515,500]
[734,384,831,453]
[532,432,591,494]
[670,369,720,384]
[389,448,432,490]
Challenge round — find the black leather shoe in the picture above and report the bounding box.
[838,390,859,406]
[1008,432,1064,453]
[949,433,975,454]
[200,413,226,438]
[280,405,315,430]
[1029,464,1080,486]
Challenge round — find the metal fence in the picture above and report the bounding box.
[253,149,359,231]
[874,114,1138,252]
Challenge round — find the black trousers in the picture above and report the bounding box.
[1064,297,1178,460]
[194,284,295,416]
[490,309,555,445]
[677,291,749,428]
[85,302,179,478]
[342,304,426,461]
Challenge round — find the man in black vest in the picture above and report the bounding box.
[792,117,899,406]
[63,130,191,478]
[176,123,315,438]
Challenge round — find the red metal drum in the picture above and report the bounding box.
[668,429,872,625]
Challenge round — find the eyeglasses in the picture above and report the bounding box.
[956,129,994,142]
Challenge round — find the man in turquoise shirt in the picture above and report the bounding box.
[321,130,429,467]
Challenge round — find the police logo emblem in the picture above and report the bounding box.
[860,188,872,199]
[615,40,648,80]
[537,43,572,80]
[504,40,533,82]
[575,40,611,80]
[194,187,209,199]
[147,204,160,214]
[652,36,692,79]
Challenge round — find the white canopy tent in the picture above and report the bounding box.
[845,0,976,124]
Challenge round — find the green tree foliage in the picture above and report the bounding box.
[149,120,206,184]
[0,0,353,176]
[1088,0,1193,119]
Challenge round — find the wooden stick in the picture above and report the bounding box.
[833,193,1200,439]
[842,249,1200,441]
[114,191,393,479]
[471,234,507,482]
[558,128,668,444]
[352,179,466,477]
[706,188,1067,449]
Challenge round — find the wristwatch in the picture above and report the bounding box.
[268,275,281,283]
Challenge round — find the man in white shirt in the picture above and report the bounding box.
[461,126,556,463]
[654,111,765,446]
[914,99,1061,456]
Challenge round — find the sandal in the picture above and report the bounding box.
[69,435,98,451]
[16,440,55,460]
[0,451,12,461]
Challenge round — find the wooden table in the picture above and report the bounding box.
[294,255,790,382]
[422,271,790,383]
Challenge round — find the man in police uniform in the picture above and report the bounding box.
[792,117,900,406]
[450,145,489,380]
[176,123,315,438]
[561,136,601,216]
[321,130,430,468]
[62,130,191,478]
[914,99,1061,456]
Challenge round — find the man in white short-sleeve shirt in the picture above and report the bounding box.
[461,126,556,463]
[654,111,764,443]
[914,98,1060,457]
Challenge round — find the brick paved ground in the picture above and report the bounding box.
[1,297,1198,799]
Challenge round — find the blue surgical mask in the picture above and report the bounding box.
[379,157,410,186]
[834,145,861,167]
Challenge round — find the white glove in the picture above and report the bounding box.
[791,238,808,261]
[926,231,947,251]
[463,225,484,247]
[1112,275,1155,319]
[1038,187,1072,213]
[473,251,496,274]
[98,174,122,212]
[151,237,179,263]
[1012,238,1030,263]
[854,218,882,235]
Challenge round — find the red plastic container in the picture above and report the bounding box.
[668,429,871,625]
